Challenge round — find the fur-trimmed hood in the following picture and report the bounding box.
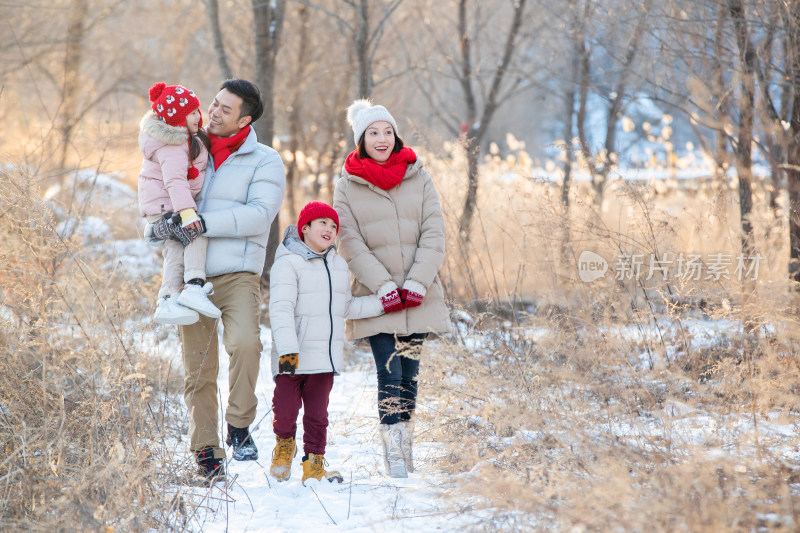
[140,110,189,146]
[137,110,208,218]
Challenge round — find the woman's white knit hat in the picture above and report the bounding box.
[346,99,399,144]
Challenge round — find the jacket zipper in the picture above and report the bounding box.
[323,254,335,373]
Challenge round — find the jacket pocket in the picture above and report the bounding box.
[296,316,309,348]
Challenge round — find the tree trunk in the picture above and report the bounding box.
[561,0,582,260]
[355,0,371,98]
[594,5,648,212]
[459,131,480,239]
[58,0,89,183]
[728,0,756,256]
[252,0,286,290]
[786,3,800,282]
[456,0,527,239]
[576,30,593,204]
[456,0,478,239]
[207,0,234,79]
[285,5,311,224]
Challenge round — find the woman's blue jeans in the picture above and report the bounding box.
[368,332,427,425]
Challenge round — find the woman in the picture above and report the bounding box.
[333,99,451,478]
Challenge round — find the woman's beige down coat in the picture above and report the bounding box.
[333,157,451,339]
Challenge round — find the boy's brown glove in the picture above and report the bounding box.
[278,353,299,375]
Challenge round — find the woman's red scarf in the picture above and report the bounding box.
[344,147,417,190]
[208,126,251,170]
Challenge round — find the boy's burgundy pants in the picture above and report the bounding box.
[272,372,334,456]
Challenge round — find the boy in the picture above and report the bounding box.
[268,202,384,484]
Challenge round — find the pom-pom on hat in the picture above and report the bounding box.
[297,201,339,242]
[149,82,201,128]
[148,82,202,180]
[346,99,399,145]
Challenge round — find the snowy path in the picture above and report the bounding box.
[175,326,461,532]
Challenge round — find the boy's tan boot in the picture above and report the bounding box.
[301,453,343,485]
[270,436,296,481]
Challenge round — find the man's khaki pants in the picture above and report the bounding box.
[179,272,262,459]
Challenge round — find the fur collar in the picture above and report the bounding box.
[140,110,189,146]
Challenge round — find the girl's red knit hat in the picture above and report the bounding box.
[149,82,203,179]
[297,201,339,241]
[149,82,201,128]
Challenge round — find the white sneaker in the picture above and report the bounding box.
[177,283,222,319]
[153,296,199,325]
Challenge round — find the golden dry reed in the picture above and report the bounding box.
[0,167,197,532]
[414,139,800,532]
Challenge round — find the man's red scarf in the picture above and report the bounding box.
[208,126,251,170]
[344,147,417,190]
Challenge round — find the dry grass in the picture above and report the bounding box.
[0,166,192,531]
[414,143,800,531]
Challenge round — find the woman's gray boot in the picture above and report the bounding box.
[379,423,408,478]
[399,419,414,473]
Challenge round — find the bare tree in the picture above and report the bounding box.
[294,0,405,100]
[57,0,90,176]
[560,0,588,213]
[206,0,234,79]
[411,0,530,239]
[284,4,312,223]
[457,0,528,238]
[727,0,757,256]
[780,2,800,281]
[252,0,288,287]
[574,0,651,211]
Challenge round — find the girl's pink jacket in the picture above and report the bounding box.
[137,110,208,217]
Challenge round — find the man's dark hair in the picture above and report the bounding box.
[220,79,264,123]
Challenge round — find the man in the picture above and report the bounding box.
[158,79,285,481]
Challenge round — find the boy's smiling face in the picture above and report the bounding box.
[302,217,338,253]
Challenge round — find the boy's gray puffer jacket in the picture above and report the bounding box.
[269,225,383,378]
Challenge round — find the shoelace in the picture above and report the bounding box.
[310,455,327,476]
[274,441,293,462]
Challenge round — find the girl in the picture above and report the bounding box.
[138,82,220,326]
[333,100,451,478]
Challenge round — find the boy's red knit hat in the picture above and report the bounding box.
[297,201,339,241]
[149,82,201,128]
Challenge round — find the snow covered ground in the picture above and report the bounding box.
[165,327,465,533]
